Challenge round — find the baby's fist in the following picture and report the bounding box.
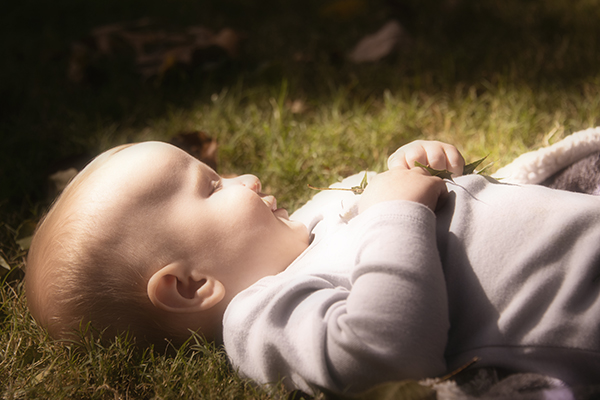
[387,140,465,177]
[358,168,448,214]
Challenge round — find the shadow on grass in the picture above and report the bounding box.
[2,0,600,212]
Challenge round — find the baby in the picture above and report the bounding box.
[25,141,313,347]
[26,140,600,394]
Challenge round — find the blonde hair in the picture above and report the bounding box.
[25,145,190,349]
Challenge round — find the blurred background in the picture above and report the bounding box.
[2,0,600,214]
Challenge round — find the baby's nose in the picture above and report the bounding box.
[231,174,262,192]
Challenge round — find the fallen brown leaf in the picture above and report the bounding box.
[348,20,405,63]
[68,19,243,82]
[170,131,219,170]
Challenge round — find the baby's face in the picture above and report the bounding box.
[91,141,310,297]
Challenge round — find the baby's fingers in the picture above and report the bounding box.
[388,140,465,176]
[439,143,465,176]
[388,140,434,170]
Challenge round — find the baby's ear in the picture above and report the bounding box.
[147,263,225,313]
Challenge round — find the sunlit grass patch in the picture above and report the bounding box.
[1,282,286,399]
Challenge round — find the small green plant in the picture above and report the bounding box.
[307,156,489,195]
[307,171,369,195]
[415,155,489,182]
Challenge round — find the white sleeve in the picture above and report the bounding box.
[224,201,449,395]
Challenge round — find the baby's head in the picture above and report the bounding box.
[25,142,309,348]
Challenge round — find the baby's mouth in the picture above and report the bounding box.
[273,208,290,219]
[262,195,289,219]
[261,194,278,212]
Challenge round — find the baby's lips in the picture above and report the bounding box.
[273,208,290,219]
[261,194,278,211]
[261,194,291,219]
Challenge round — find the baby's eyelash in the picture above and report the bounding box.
[211,180,222,193]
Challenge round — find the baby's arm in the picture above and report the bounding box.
[224,200,449,394]
[387,140,465,176]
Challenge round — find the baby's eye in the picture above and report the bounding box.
[211,179,222,194]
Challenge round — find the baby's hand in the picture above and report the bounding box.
[358,167,448,214]
[387,140,465,177]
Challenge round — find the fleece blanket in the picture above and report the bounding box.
[493,127,600,194]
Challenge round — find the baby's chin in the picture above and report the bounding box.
[273,208,290,219]
[292,221,311,244]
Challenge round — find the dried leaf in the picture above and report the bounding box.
[351,171,369,193]
[212,28,242,57]
[16,236,33,251]
[68,20,242,82]
[307,184,365,195]
[31,359,56,385]
[414,161,455,181]
[286,99,307,114]
[462,156,488,175]
[437,357,480,382]
[15,220,37,251]
[170,131,218,170]
[0,255,10,271]
[416,156,490,182]
[308,171,369,195]
[309,155,491,196]
[348,20,404,63]
[49,168,78,194]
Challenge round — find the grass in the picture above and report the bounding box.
[1,281,282,399]
[3,0,600,398]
